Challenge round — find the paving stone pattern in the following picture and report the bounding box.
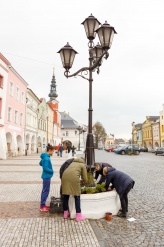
[0,151,164,246]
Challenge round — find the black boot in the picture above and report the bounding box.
[117,211,127,217]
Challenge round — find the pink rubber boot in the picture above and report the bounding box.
[63,210,69,219]
[76,213,86,221]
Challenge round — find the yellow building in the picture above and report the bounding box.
[160,105,164,147]
[132,122,142,146]
[142,116,159,151]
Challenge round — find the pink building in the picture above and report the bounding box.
[0,53,10,159]
[0,53,28,158]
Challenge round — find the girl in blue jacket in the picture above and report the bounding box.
[39,144,54,211]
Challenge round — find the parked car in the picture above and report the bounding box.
[105,145,120,152]
[139,146,148,152]
[151,147,159,153]
[115,145,140,155]
[155,147,164,155]
[114,146,128,154]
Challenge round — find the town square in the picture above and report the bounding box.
[0,150,164,246]
[1,0,164,246]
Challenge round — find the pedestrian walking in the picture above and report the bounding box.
[67,145,71,154]
[39,144,55,212]
[61,158,88,221]
[57,143,60,156]
[94,162,112,184]
[59,144,64,157]
[71,145,75,157]
[103,166,135,217]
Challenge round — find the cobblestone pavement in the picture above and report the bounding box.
[0,151,100,247]
[0,151,164,246]
[92,151,164,247]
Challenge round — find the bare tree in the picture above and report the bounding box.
[93,121,107,149]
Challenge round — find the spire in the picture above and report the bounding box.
[48,68,58,101]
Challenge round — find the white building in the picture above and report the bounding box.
[25,88,40,154]
[60,111,86,150]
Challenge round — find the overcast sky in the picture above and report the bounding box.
[1,0,164,139]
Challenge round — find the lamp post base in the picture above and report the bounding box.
[85,133,95,170]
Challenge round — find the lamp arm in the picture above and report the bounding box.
[64,50,109,78]
[64,67,89,78]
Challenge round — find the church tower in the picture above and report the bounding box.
[48,69,61,146]
[48,68,58,101]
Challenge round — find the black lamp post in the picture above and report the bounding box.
[58,14,117,170]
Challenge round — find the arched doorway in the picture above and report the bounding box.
[162,140,164,147]
[148,142,152,151]
[63,140,72,151]
[6,132,12,157]
[63,140,72,147]
[154,142,159,149]
[37,136,42,153]
[26,134,30,152]
[43,137,46,150]
[17,135,22,155]
[31,135,35,153]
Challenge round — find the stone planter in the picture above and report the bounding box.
[68,190,121,219]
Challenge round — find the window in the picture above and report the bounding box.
[20,113,23,125]
[9,82,14,96]
[14,110,18,124]
[0,75,3,88]
[21,92,24,104]
[66,131,68,136]
[8,107,12,121]
[16,87,20,100]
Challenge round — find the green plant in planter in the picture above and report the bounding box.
[95,183,106,192]
[86,170,95,187]
[85,187,96,194]
[81,183,107,194]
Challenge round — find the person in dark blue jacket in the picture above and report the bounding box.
[39,144,54,212]
[103,166,135,217]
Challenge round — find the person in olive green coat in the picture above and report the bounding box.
[61,158,88,221]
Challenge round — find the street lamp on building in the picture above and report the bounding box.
[58,14,117,169]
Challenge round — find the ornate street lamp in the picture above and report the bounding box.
[58,14,116,170]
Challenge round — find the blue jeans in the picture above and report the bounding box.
[63,195,81,213]
[40,178,51,207]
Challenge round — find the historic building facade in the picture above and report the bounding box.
[4,66,28,157]
[60,111,86,149]
[152,119,160,149]
[0,53,10,159]
[159,104,164,147]
[139,116,159,150]
[25,88,40,154]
